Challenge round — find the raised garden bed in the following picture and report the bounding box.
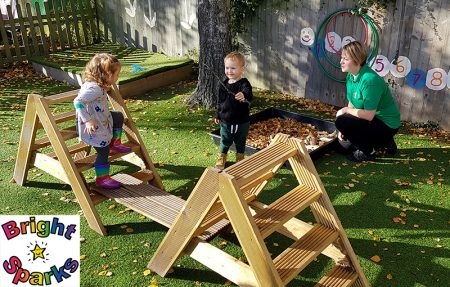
[31,43,193,97]
[209,107,337,161]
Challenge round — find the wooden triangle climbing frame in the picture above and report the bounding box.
[149,134,370,286]
[12,85,164,235]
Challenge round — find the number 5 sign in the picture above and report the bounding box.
[390,56,411,78]
[372,55,390,77]
[426,68,448,91]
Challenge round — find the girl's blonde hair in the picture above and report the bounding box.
[342,41,368,67]
[224,51,246,67]
[83,53,121,89]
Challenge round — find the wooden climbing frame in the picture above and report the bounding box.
[149,134,370,287]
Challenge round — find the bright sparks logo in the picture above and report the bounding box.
[0,216,80,287]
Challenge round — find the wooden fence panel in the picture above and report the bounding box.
[0,0,95,65]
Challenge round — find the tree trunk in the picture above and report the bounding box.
[186,0,232,109]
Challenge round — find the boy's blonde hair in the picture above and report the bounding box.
[224,51,245,67]
[342,41,368,67]
[83,53,121,89]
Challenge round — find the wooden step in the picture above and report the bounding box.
[197,189,256,234]
[34,126,78,149]
[254,184,321,238]
[46,142,91,159]
[37,110,76,129]
[224,142,297,188]
[44,89,80,105]
[273,224,339,284]
[75,142,141,172]
[315,266,358,287]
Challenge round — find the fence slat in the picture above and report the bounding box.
[68,0,81,47]
[61,0,73,48]
[52,1,66,49]
[0,7,13,62]
[25,3,40,56]
[34,1,49,54]
[78,0,89,45]
[43,1,57,51]
[15,4,31,59]
[6,6,22,61]
[87,0,97,42]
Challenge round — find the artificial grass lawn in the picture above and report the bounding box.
[30,42,193,84]
[0,66,448,287]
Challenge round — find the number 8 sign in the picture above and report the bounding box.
[426,68,448,91]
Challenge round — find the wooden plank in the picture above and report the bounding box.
[217,172,284,286]
[61,0,73,48]
[52,1,66,49]
[34,1,49,54]
[33,95,106,235]
[46,142,90,159]
[44,89,79,104]
[33,152,69,184]
[249,200,348,263]
[0,7,13,62]
[34,125,77,149]
[12,96,39,185]
[6,6,22,61]
[68,0,81,47]
[148,168,220,276]
[86,0,97,42]
[15,4,31,59]
[77,0,89,45]
[185,238,258,287]
[25,3,40,56]
[43,1,57,51]
[315,266,358,287]
[36,110,76,129]
[224,141,297,188]
[274,224,339,284]
[254,185,321,239]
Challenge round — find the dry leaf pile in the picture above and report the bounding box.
[247,118,336,151]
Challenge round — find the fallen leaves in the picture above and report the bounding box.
[370,255,381,263]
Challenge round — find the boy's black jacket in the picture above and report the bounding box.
[216,78,253,124]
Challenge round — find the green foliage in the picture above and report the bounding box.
[357,0,397,9]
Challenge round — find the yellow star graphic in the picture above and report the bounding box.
[31,244,46,260]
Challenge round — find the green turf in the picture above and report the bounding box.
[30,42,193,84]
[0,66,448,287]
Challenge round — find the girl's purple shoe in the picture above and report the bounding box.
[96,175,122,189]
[109,138,131,153]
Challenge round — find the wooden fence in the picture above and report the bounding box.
[0,0,97,65]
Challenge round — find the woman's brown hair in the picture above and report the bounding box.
[342,41,368,67]
[83,53,121,90]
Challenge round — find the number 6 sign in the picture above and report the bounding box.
[390,56,411,78]
[426,68,448,91]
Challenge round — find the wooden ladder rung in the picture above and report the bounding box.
[34,126,78,149]
[224,142,297,188]
[274,224,339,284]
[198,189,256,234]
[46,142,90,159]
[88,189,109,205]
[44,89,80,105]
[315,266,358,287]
[75,142,141,172]
[37,110,77,129]
[254,185,321,239]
